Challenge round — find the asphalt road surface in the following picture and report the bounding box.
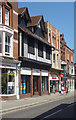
[2,95,76,120]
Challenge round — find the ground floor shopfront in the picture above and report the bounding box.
[61,77,75,92]
[49,74,60,94]
[0,57,20,100]
[19,67,49,99]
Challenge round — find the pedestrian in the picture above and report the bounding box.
[66,86,68,95]
[61,86,64,95]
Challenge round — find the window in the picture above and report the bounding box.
[28,39,35,55]
[38,41,43,57]
[5,9,9,26]
[48,33,50,43]
[52,36,56,47]
[46,46,50,60]
[5,34,11,56]
[57,39,59,49]
[21,75,30,94]
[1,69,15,94]
[0,6,2,24]
[0,33,2,53]
[42,77,48,91]
[53,54,55,63]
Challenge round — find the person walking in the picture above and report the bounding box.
[66,86,68,95]
[61,86,64,95]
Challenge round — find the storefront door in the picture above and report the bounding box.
[33,77,38,95]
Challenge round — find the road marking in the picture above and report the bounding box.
[41,109,62,120]
[67,103,75,108]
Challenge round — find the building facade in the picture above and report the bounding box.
[18,7,54,99]
[0,1,20,100]
[60,33,75,92]
[45,21,62,94]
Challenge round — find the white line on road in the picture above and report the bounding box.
[41,109,62,120]
[67,103,75,108]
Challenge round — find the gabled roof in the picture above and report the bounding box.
[27,15,43,27]
[18,7,27,15]
[18,25,55,50]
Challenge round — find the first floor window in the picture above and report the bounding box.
[5,34,11,56]
[53,54,55,63]
[28,39,35,55]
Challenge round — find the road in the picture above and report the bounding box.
[2,95,76,120]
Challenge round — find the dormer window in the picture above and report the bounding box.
[5,9,9,26]
[0,6,2,24]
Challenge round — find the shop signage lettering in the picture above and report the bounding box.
[60,73,64,77]
[52,77,57,79]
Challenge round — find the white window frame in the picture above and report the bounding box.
[5,33,11,56]
[0,6,2,24]
[48,33,50,43]
[5,9,9,26]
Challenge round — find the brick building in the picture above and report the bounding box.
[60,33,75,92]
[45,21,62,94]
[0,1,20,100]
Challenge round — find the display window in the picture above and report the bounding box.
[21,75,30,94]
[42,77,48,91]
[1,68,15,94]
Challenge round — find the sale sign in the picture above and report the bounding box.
[60,73,64,77]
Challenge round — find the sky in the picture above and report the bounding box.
[18,2,74,50]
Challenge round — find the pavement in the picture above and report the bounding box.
[0,90,74,115]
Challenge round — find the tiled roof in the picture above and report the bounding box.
[18,7,27,15]
[27,15,43,27]
[18,25,55,50]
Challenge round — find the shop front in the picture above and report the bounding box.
[20,67,31,98]
[49,74,59,93]
[20,67,49,98]
[0,58,19,100]
[41,70,48,94]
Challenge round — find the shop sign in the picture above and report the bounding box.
[33,69,40,76]
[60,73,64,77]
[8,82,15,86]
[52,77,57,79]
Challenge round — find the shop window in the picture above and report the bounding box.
[1,69,15,94]
[21,75,30,94]
[42,77,48,91]
[5,9,9,26]
[33,77,38,92]
[0,6,2,24]
[5,34,11,56]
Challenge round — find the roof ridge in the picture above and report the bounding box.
[30,14,43,18]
